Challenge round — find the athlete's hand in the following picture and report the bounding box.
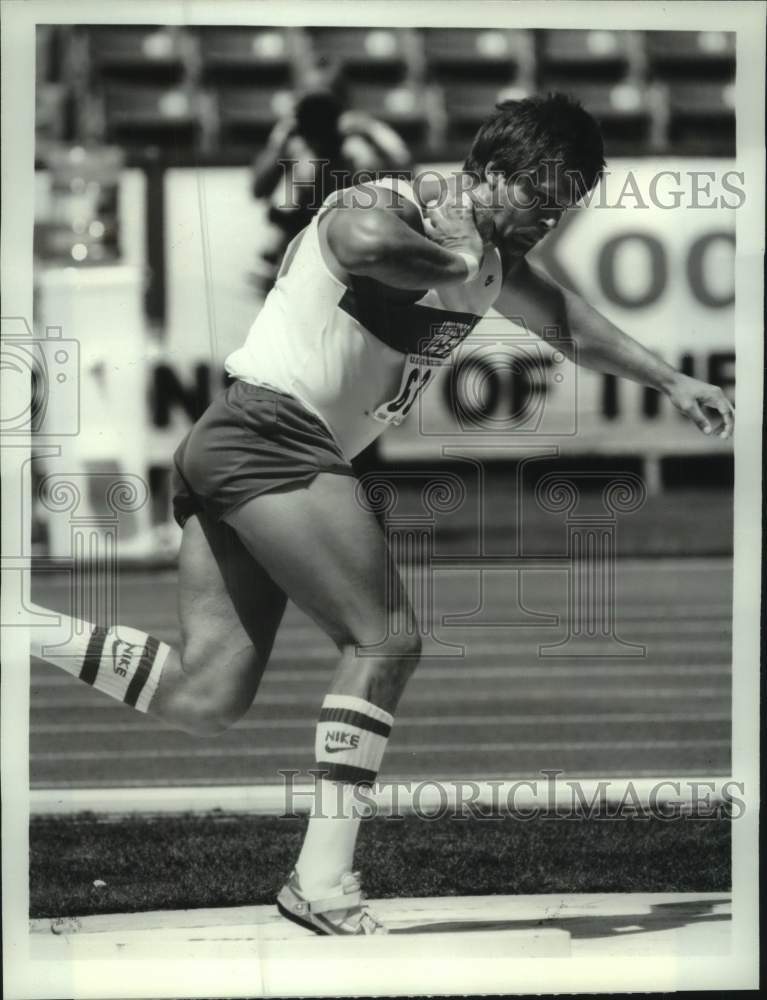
[665,373,734,439]
[423,190,485,268]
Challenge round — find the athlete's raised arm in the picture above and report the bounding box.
[322,184,485,290]
[496,257,734,439]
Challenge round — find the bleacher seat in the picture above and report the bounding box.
[667,80,735,116]
[538,30,634,80]
[645,30,735,80]
[85,26,186,84]
[215,85,294,148]
[308,28,411,82]
[544,81,654,153]
[102,85,200,152]
[442,81,522,120]
[423,29,525,82]
[34,25,739,162]
[346,82,429,146]
[198,27,294,85]
[440,81,529,149]
[666,81,735,154]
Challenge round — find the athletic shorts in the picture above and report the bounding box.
[171,380,354,529]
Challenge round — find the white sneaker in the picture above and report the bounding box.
[276,870,388,935]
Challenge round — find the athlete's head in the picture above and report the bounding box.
[463,93,605,252]
[294,60,348,153]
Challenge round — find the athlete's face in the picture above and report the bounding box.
[471,167,577,255]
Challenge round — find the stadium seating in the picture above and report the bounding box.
[665,81,735,154]
[422,28,531,82]
[537,30,638,81]
[644,30,735,80]
[542,81,655,153]
[35,25,737,161]
[308,28,413,82]
[345,82,431,147]
[214,85,295,148]
[440,81,531,151]
[197,27,295,84]
[101,85,200,152]
[83,26,187,84]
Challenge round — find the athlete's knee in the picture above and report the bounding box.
[172,679,240,737]
[393,628,422,664]
[174,688,247,737]
[185,706,234,737]
[348,627,422,673]
[175,643,252,737]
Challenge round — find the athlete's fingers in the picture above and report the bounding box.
[424,202,469,243]
[425,191,473,220]
[708,394,735,439]
[684,401,714,435]
[424,192,483,262]
[423,201,448,237]
[422,211,445,241]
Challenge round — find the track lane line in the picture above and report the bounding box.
[30,738,730,761]
[30,711,730,734]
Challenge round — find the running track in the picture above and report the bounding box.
[29,559,732,788]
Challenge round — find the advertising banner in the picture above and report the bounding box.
[154,160,737,463]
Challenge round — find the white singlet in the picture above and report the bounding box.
[225,178,502,460]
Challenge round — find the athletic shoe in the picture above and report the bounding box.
[276,869,388,935]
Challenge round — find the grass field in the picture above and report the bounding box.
[30,811,731,919]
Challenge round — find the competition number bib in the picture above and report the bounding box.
[372,353,446,426]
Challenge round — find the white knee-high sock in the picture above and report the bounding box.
[30,604,171,713]
[295,694,393,896]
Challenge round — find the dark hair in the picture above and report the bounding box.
[296,91,344,136]
[464,93,606,198]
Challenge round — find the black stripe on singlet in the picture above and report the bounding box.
[80,627,108,685]
[338,279,481,355]
[124,635,160,708]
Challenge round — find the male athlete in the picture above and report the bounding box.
[30,94,734,935]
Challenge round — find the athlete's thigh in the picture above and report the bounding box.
[224,474,412,648]
[177,511,287,673]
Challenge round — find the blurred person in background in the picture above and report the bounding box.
[250,65,411,291]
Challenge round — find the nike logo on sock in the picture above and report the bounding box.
[111,638,140,678]
[324,742,353,754]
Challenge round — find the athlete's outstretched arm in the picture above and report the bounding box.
[252,116,297,198]
[497,258,734,438]
[323,185,484,290]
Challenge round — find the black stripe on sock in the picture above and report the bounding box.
[80,627,108,685]
[124,635,159,708]
[318,707,391,739]
[317,762,378,787]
